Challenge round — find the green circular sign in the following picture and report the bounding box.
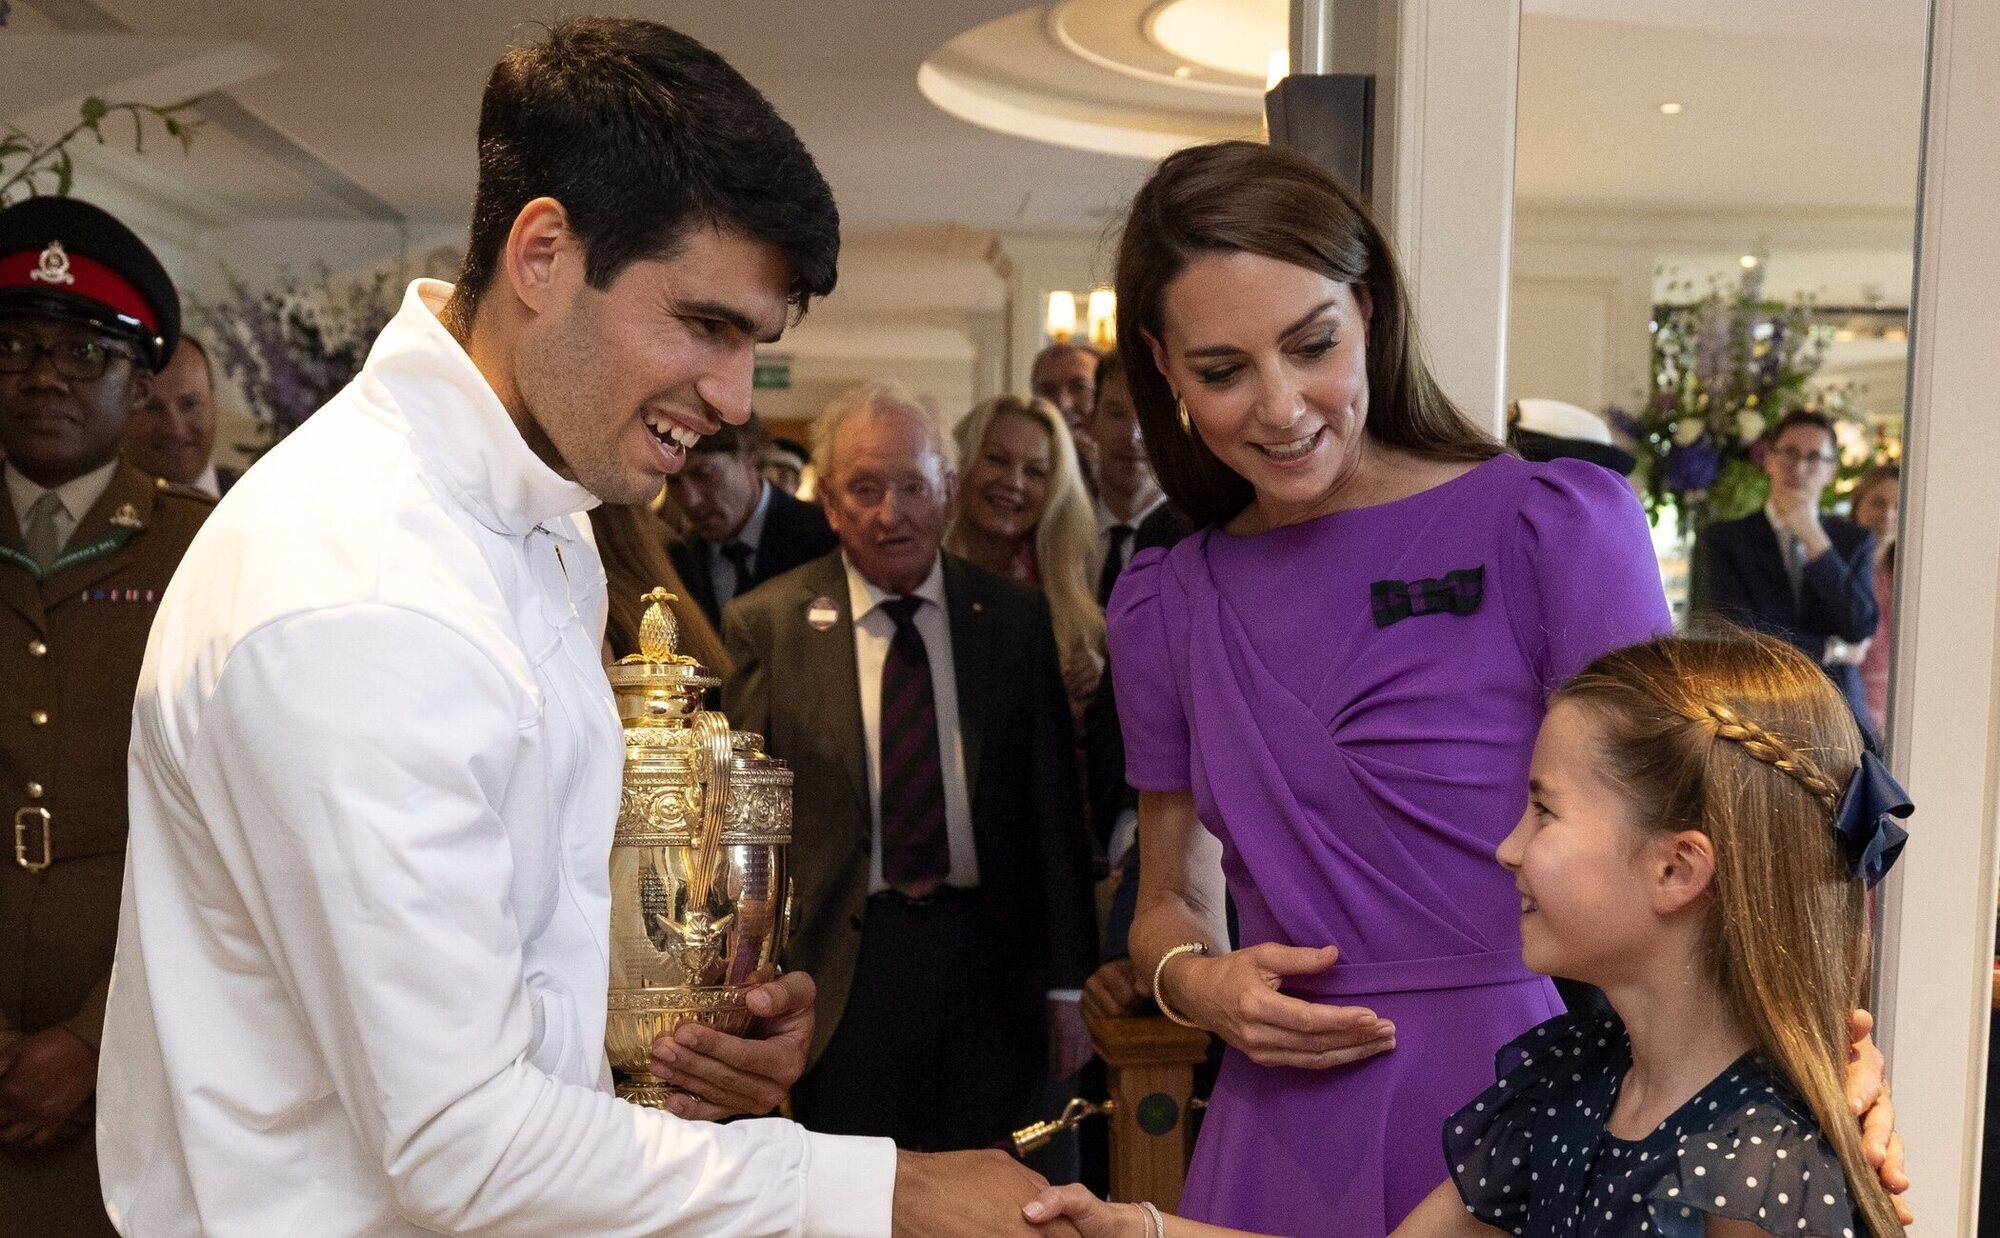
[1135,1092,1180,1137]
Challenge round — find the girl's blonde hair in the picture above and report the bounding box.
[1554,630,1903,1237]
[946,395,1105,689]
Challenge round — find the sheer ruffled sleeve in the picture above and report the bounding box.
[1506,457,1673,695]
[1644,1089,1861,1238]
[1107,546,1191,791]
[1444,1012,1617,1228]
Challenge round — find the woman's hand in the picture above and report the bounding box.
[1845,1009,1913,1224]
[1023,1185,1150,1238]
[1163,943,1394,1070]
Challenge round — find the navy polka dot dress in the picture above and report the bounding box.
[1444,1012,1863,1237]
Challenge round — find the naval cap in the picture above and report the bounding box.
[0,195,179,369]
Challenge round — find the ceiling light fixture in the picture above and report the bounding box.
[1173,64,1193,79]
[1740,255,1760,269]
[1659,102,1683,115]
[1046,291,1079,344]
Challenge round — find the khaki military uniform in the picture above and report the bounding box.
[0,461,210,1237]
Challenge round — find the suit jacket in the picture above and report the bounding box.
[668,484,836,625]
[0,463,211,1049]
[721,551,1097,1070]
[1696,510,1879,727]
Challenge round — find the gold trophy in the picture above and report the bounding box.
[604,589,794,1109]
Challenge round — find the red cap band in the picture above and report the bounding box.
[0,242,159,337]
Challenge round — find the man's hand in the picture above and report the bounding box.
[1080,958,1147,1024]
[1768,491,1833,559]
[1047,997,1093,1081]
[648,971,816,1122]
[0,1027,96,1148]
[892,1149,1080,1237]
[1846,1009,1913,1224]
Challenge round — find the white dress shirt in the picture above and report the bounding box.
[98,280,894,1237]
[4,456,117,552]
[190,461,221,498]
[842,554,981,894]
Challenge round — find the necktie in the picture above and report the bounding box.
[1098,525,1134,606]
[718,541,755,607]
[23,491,65,572]
[1784,534,1808,601]
[877,596,950,897]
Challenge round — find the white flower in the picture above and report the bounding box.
[1673,419,1706,446]
[1735,410,1765,445]
[1835,419,1872,466]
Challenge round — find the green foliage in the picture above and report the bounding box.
[0,96,201,205]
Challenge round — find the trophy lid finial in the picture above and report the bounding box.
[620,588,699,668]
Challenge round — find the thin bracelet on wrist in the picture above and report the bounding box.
[1138,1200,1166,1238]
[1151,942,1209,1028]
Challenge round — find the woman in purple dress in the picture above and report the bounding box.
[1106,141,1673,1236]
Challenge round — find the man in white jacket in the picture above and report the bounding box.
[97,19,1063,1237]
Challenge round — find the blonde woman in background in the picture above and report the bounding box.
[947,394,1106,719]
[588,502,732,674]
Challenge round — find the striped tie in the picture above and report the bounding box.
[877,596,949,897]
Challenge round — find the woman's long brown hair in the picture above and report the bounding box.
[587,503,732,675]
[1555,631,1903,1237]
[1113,140,1502,529]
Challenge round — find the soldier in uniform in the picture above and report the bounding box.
[0,195,206,1236]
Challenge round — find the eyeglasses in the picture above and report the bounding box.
[1770,446,1837,466]
[0,330,140,381]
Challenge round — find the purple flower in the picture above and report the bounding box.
[1604,405,1643,440]
[1665,441,1720,494]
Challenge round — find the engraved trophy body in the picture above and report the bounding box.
[604,590,793,1108]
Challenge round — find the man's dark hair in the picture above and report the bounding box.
[1770,410,1837,446]
[452,19,839,317]
[689,412,771,458]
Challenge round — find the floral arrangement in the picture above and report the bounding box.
[198,265,402,446]
[1611,264,1888,535]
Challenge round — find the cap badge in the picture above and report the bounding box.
[29,240,76,287]
[110,503,143,530]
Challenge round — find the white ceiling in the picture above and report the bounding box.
[13,0,1934,231]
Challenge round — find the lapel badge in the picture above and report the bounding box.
[109,502,144,530]
[806,596,840,632]
[30,240,77,287]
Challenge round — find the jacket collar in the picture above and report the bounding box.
[366,280,598,538]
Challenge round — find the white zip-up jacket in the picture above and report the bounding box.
[97,280,895,1236]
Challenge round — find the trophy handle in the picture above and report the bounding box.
[687,710,731,910]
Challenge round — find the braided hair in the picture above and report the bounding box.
[1554,630,1903,1237]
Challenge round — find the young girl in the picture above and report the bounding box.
[1027,632,1911,1237]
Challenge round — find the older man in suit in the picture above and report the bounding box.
[1696,410,1879,734]
[722,383,1096,1152]
[666,415,835,625]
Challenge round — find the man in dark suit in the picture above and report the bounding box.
[1696,410,1879,733]
[722,383,1097,1152]
[666,414,835,625]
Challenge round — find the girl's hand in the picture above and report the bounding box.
[1164,943,1395,1069]
[1023,1185,1150,1238]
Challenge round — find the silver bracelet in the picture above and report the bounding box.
[1138,1200,1166,1238]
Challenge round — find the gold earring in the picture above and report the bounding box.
[1176,396,1192,435]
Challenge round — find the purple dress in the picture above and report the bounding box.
[1109,455,1671,1236]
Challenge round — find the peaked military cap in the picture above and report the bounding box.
[0,195,179,369]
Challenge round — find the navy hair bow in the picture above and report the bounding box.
[1832,750,1912,888]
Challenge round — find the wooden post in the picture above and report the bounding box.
[1088,1013,1214,1208]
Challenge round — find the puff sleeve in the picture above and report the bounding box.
[1506,458,1673,696]
[1107,546,1192,791]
